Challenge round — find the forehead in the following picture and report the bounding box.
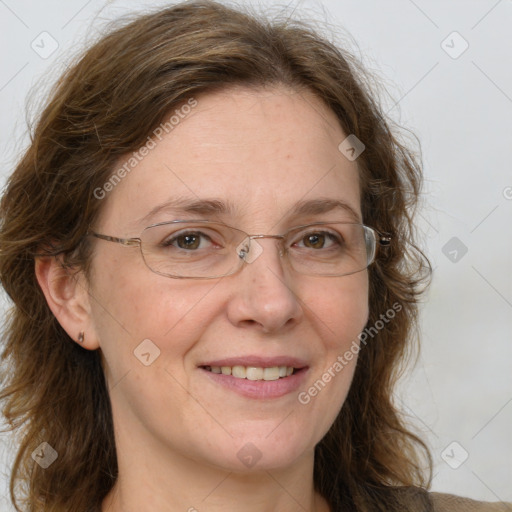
[97,85,362,233]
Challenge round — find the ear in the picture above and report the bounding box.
[35,255,100,350]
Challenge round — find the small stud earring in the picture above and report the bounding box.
[77,332,85,343]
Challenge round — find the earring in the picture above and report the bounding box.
[77,332,85,343]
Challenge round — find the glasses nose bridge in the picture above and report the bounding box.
[248,233,286,257]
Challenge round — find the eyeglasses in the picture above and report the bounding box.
[88,220,391,279]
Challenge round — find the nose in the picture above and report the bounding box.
[226,237,304,334]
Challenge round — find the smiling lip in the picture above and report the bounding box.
[198,356,309,400]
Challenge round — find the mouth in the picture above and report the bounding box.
[200,365,298,381]
[198,357,309,399]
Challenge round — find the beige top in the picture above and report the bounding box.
[431,493,512,511]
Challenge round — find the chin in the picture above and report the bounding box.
[199,430,317,474]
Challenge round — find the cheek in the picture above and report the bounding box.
[297,273,369,423]
[88,253,219,373]
[304,271,369,347]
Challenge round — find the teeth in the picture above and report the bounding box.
[263,367,280,380]
[232,365,246,378]
[246,367,262,380]
[206,365,295,381]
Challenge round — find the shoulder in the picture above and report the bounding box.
[430,492,512,512]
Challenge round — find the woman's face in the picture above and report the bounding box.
[87,86,369,472]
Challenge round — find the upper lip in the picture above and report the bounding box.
[199,356,309,368]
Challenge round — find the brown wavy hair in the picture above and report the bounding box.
[0,1,432,511]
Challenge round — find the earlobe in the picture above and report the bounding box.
[34,255,100,350]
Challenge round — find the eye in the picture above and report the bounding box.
[294,230,343,250]
[162,230,216,251]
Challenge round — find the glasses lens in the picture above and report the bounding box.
[285,223,376,276]
[139,221,377,279]
[140,221,246,278]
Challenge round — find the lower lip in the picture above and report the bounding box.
[200,367,309,399]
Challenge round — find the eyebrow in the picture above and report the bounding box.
[138,196,361,225]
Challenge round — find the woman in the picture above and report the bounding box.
[0,1,510,511]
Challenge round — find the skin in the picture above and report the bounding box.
[36,85,369,512]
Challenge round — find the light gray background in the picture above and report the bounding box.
[0,0,511,509]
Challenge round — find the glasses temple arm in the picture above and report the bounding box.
[88,232,141,247]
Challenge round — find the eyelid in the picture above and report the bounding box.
[285,223,346,241]
[284,221,353,233]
